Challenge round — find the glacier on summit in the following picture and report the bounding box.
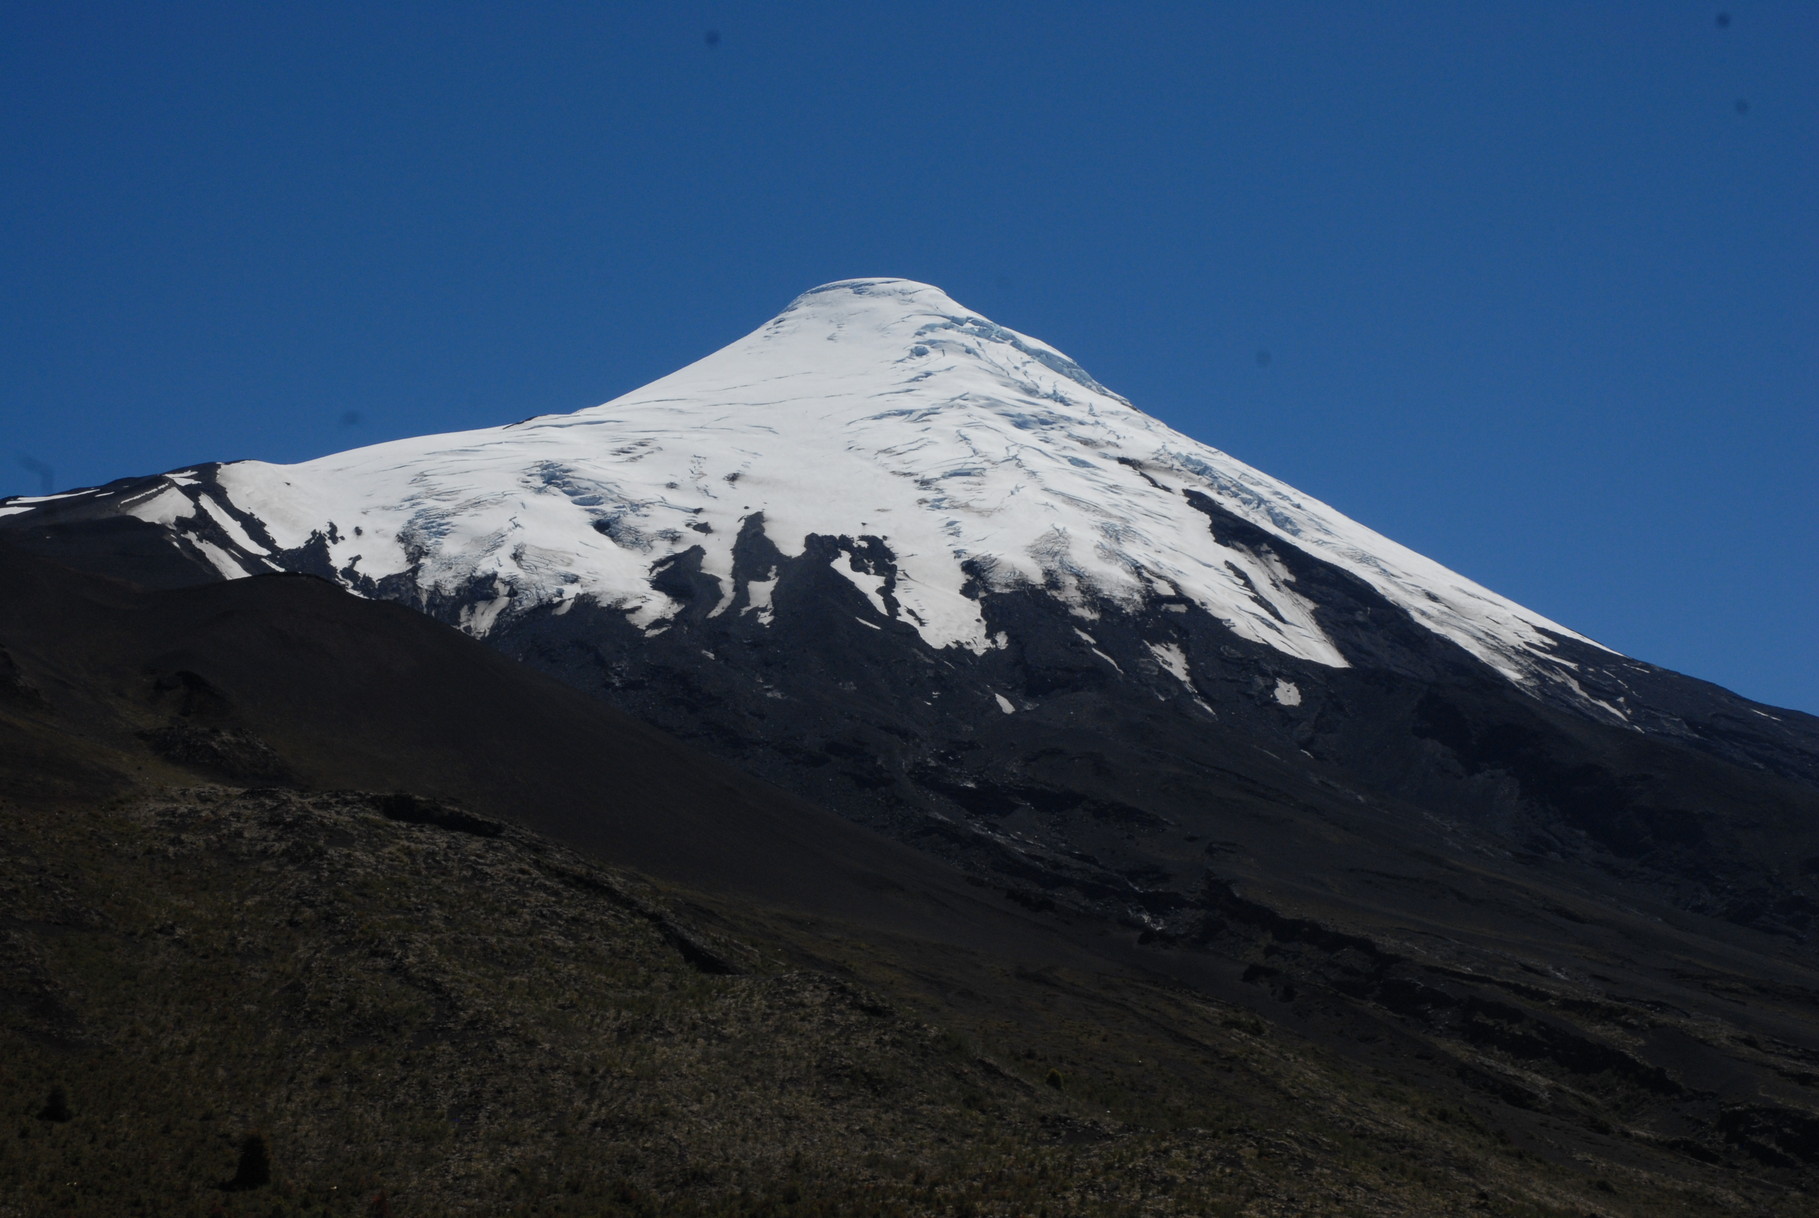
[4,278,1611,700]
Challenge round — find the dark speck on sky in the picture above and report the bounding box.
[1254,348,1272,369]
[1735,98,1751,114]
[1717,12,1732,28]
[17,456,54,496]
[704,29,720,48]
[340,411,362,427]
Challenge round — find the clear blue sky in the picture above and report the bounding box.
[3,3,1814,712]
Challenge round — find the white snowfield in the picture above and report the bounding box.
[71,279,1613,695]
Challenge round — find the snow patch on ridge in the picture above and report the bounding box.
[195,494,269,555]
[191,537,251,580]
[1148,642,1192,688]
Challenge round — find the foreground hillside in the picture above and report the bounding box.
[1,785,1790,1218]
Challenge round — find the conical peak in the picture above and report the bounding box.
[742,278,1123,403]
[770,278,983,335]
[789,277,964,311]
[22,269,1610,708]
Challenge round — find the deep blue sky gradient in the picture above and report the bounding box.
[3,3,1814,711]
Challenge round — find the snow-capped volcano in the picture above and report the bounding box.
[6,275,1818,944]
[1,277,1607,702]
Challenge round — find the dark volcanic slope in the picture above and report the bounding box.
[481,498,1819,947]
[0,540,1059,956]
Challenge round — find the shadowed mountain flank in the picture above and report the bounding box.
[4,545,1819,1213]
